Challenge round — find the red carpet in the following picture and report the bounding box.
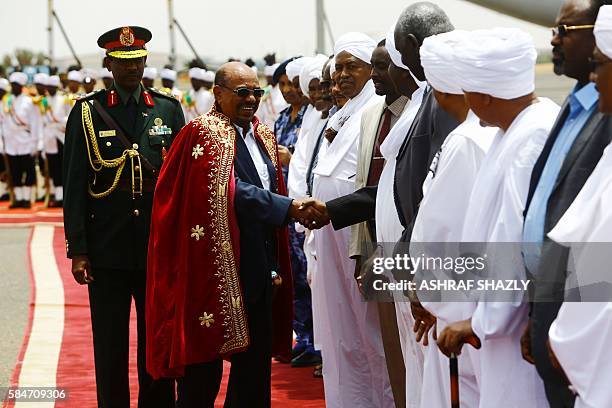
[2,208,325,407]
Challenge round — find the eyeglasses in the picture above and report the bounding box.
[220,85,265,98]
[551,24,594,38]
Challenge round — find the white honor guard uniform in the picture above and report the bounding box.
[0,78,9,158]
[44,75,70,202]
[183,68,214,122]
[160,68,182,100]
[3,72,43,205]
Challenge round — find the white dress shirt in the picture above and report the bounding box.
[235,124,271,190]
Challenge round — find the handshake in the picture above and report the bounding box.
[288,198,331,230]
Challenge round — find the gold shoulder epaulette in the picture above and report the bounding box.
[148,87,181,102]
[76,89,104,102]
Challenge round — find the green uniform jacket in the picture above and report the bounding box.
[63,84,186,270]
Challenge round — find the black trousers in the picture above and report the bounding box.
[176,286,273,408]
[7,154,36,186]
[88,267,175,408]
[530,302,576,408]
[46,142,63,187]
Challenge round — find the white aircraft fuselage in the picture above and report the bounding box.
[465,0,563,27]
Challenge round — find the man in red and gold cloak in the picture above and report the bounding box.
[146,62,314,407]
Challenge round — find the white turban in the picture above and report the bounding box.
[286,57,306,81]
[263,64,277,77]
[595,5,612,60]
[189,67,205,80]
[454,28,537,100]
[99,67,113,79]
[333,32,376,65]
[33,73,49,85]
[0,78,10,91]
[143,67,158,80]
[203,70,215,83]
[67,70,83,83]
[9,72,28,86]
[47,75,61,88]
[385,25,427,89]
[299,54,328,97]
[160,68,177,82]
[386,26,409,71]
[421,30,469,95]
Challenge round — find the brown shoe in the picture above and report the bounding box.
[313,363,323,378]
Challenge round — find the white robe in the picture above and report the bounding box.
[461,98,559,408]
[375,85,425,408]
[411,111,496,408]
[312,81,392,407]
[547,141,612,408]
[288,106,324,200]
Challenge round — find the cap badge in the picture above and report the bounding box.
[119,27,135,46]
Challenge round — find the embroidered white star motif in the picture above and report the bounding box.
[190,225,205,241]
[192,144,204,159]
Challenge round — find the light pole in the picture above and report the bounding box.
[316,0,325,54]
[48,0,54,65]
[168,0,176,67]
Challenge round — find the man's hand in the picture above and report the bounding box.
[411,300,437,346]
[437,318,481,357]
[287,200,327,227]
[295,198,331,229]
[521,321,535,364]
[278,145,292,166]
[71,255,94,285]
[324,128,338,143]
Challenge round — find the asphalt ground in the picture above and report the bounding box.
[0,228,31,389]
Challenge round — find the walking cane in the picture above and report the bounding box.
[450,335,481,408]
[450,353,460,408]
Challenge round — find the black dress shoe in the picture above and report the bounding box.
[47,200,63,208]
[8,201,22,209]
[273,355,291,364]
[291,342,308,359]
[21,200,31,209]
[291,351,322,368]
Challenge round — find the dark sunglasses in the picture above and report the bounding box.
[220,85,265,98]
[551,24,594,38]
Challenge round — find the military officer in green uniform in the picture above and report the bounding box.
[62,26,185,407]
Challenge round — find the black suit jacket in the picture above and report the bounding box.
[233,133,292,303]
[525,102,611,299]
[524,97,610,407]
[393,87,459,243]
[327,88,459,239]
